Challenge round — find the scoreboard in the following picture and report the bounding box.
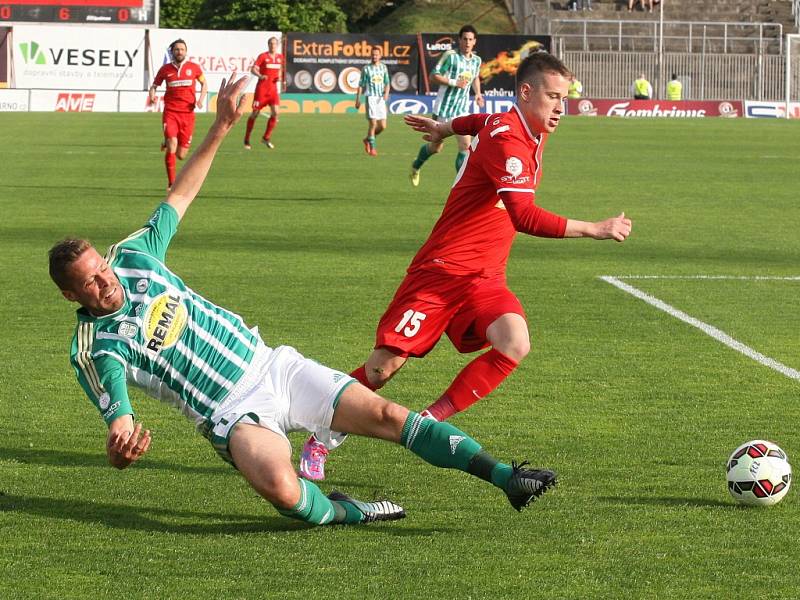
[0,0,157,25]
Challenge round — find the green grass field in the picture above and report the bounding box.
[1,111,799,599]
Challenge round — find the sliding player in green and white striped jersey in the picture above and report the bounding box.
[49,74,556,529]
[69,201,259,428]
[410,25,485,186]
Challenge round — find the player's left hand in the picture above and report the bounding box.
[475,94,485,108]
[196,98,204,110]
[594,212,632,242]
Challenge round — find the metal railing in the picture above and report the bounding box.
[794,0,800,30]
[549,19,783,54]
[563,50,787,101]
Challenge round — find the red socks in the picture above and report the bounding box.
[265,115,277,140]
[244,114,257,144]
[424,349,518,420]
[165,152,176,186]
[350,364,379,391]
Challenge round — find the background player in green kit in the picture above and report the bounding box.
[48,74,556,528]
[411,25,485,186]
[355,46,390,156]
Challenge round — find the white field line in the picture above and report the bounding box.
[599,276,800,381]
[606,275,800,281]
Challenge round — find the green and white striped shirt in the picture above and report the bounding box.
[359,62,389,97]
[70,203,259,428]
[431,50,482,119]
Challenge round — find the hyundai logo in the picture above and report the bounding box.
[390,99,429,114]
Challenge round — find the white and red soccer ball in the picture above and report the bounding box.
[727,440,792,506]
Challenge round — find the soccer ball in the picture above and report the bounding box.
[726,440,792,506]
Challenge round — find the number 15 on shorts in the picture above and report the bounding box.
[395,309,426,337]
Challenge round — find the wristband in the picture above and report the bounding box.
[448,78,457,87]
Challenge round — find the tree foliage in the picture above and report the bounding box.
[159,0,348,31]
[337,0,389,23]
[159,0,203,29]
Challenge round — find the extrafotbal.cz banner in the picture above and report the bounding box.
[285,32,418,95]
[566,98,743,118]
[418,33,551,96]
[148,29,280,94]
[12,25,145,90]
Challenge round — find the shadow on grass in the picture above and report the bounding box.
[2,182,338,203]
[0,446,231,476]
[0,492,298,534]
[0,492,448,535]
[598,495,733,508]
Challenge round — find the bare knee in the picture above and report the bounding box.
[254,471,301,510]
[499,337,530,362]
[366,360,404,388]
[176,147,188,160]
[375,399,408,429]
[428,142,444,155]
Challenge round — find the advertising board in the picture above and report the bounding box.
[566,99,743,118]
[12,24,145,90]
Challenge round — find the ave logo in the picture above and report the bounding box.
[55,93,96,112]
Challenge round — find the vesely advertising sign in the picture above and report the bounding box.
[148,29,280,94]
[418,33,551,96]
[566,98,743,118]
[285,32,418,95]
[12,25,145,90]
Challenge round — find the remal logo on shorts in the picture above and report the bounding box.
[19,41,47,65]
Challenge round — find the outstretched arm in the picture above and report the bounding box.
[404,113,489,144]
[165,74,249,221]
[564,212,632,241]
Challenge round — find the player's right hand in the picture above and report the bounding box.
[404,114,446,143]
[214,72,250,129]
[108,421,151,469]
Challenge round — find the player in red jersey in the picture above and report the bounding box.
[300,52,633,481]
[148,39,208,189]
[244,36,284,150]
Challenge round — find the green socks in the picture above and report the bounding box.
[400,412,512,490]
[455,150,468,172]
[277,478,361,525]
[368,135,376,149]
[412,143,432,170]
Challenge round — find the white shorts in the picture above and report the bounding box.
[366,96,387,121]
[201,342,355,466]
[433,111,469,124]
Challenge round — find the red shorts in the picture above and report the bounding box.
[253,82,279,110]
[162,110,195,148]
[375,269,525,357]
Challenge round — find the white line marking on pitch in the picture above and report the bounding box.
[610,275,800,281]
[599,276,800,381]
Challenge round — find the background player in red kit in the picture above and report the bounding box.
[300,51,633,481]
[244,36,283,150]
[148,39,207,189]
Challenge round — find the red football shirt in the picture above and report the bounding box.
[253,52,283,89]
[409,105,567,277]
[153,61,205,113]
